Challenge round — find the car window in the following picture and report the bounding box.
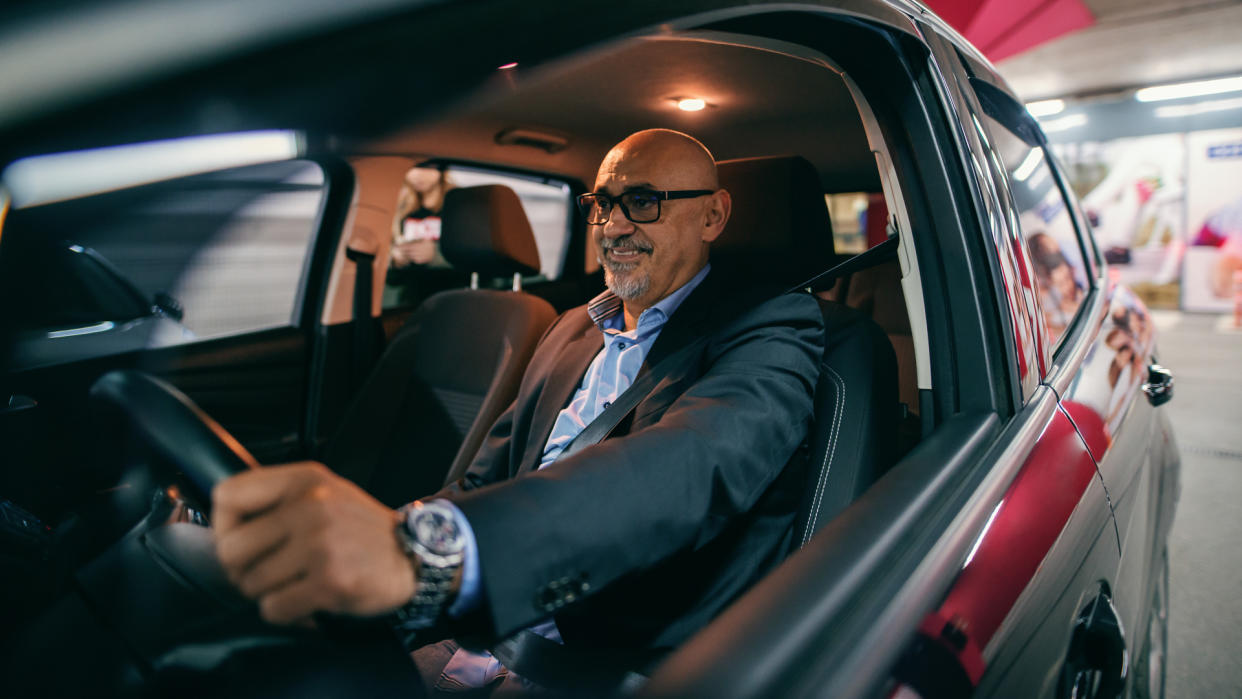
[382,164,573,310]
[982,117,1091,348]
[825,192,893,255]
[2,159,326,366]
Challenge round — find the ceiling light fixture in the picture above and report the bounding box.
[1135,75,1242,102]
[677,98,707,112]
[1025,99,1065,118]
[498,62,518,70]
[1040,113,1088,134]
[1154,96,1242,118]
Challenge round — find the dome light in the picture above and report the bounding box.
[677,98,706,112]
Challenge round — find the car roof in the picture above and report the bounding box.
[0,0,1024,174]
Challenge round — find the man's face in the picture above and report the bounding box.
[591,142,722,310]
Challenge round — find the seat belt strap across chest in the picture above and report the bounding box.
[553,335,709,463]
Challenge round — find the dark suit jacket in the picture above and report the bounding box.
[438,271,824,653]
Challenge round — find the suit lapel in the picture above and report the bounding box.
[518,318,603,474]
[644,270,732,368]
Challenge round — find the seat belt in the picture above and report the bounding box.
[553,334,710,463]
[785,235,898,295]
[345,248,377,394]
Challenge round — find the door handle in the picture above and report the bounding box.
[1060,591,1127,699]
[1141,364,1174,407]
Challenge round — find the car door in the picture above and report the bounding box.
[0,147,352,520]
[902,30,1128,698]
[1048,154,1180,688]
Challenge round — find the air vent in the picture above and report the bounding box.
[494,127,570,153]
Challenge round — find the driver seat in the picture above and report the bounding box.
[714,156,902,547]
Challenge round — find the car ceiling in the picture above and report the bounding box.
[352,34,882,192]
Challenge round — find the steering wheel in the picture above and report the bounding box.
[5,370,424,697]
[89,370,260,507]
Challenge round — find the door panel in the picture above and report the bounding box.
[913,405,1119,696]
[1058,282,1165,665]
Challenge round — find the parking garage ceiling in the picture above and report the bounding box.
[994,0,1242,100]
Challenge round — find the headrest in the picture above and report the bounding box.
[440,185,541,278]
[713,156,837,287]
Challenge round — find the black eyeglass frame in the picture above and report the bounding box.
[576,188,716,224]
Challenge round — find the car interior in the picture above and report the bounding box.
[0,9,983,694]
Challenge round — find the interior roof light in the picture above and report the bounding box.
[677,98,707,112]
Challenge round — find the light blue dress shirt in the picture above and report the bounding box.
[426,264,711,687]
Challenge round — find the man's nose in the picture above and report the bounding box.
[599,207,636,238]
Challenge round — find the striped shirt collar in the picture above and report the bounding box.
[586,263,711,330]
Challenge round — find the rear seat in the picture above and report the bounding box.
[325,185,558,506]
[837,260,917,417]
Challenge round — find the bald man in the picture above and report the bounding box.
[212,129,824,693]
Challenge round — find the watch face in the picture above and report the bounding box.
[411,505,466,556]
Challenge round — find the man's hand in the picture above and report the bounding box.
[212,462,416,626]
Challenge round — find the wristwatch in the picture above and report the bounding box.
[392,500,466,625]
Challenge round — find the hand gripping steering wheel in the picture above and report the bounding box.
[83,370,423,697]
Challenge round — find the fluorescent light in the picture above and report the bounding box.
[1135,75,1242,102]
[1040,113,1088,134]
[677,98,706,112]
[1013,148,1045,181]
[1154,96,1242,118]
[3,130,302,208]
[1026,99,1065,117]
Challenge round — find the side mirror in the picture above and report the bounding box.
[153,292,184,321]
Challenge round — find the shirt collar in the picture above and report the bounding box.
[586,263,712,331]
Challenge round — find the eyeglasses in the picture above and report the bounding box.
[576,188,715,224]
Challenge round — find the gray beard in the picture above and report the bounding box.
[602,260,650,301]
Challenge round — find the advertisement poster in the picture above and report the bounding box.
[1184,128,1242,313]
[1053,134,1187,309]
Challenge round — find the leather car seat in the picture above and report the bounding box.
[324,185,558,506]
[715,156,902,546]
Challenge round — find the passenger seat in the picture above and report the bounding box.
[324,185,558,506]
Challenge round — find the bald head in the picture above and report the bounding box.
[597,129,719,192]
[589,129,731,327]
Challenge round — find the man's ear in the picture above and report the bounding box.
[701,189,731,243]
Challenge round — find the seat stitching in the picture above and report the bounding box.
[802,366,845,548]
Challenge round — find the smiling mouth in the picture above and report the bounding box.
[607,248,648,260]
[601,242,652,268]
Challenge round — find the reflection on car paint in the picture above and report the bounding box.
[1063,282,1155,449]
[912,407,1103,686]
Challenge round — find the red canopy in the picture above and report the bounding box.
[925,0,1095,63]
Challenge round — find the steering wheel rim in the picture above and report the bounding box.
[90,370,260,508]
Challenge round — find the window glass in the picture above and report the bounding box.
[825,192,893,255]
[2,160,326,368]
[984,118,1090,347]
[383,164,572,310]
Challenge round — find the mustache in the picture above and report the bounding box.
[600,236,653,254]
